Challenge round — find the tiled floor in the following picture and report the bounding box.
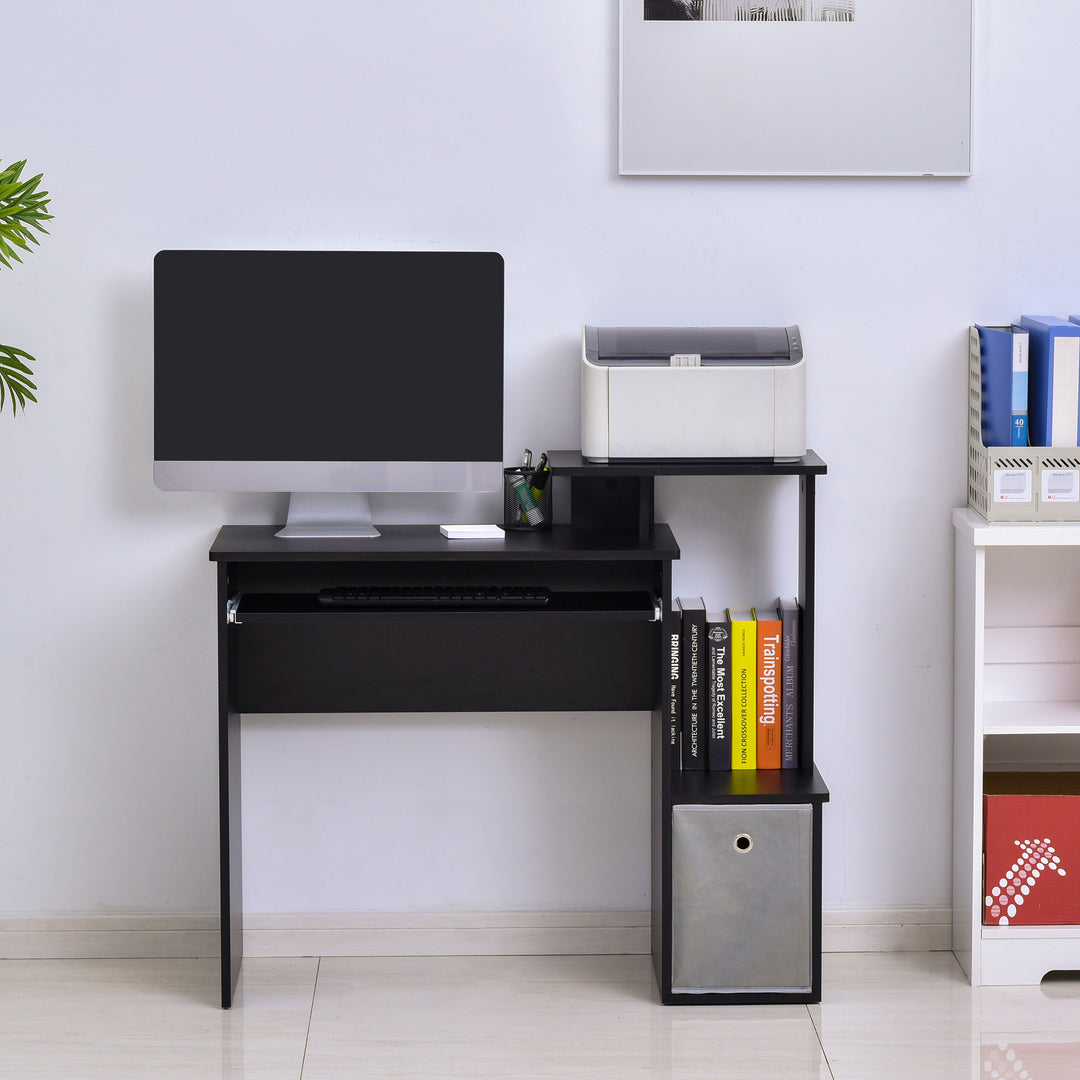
[1,951,1077,1078]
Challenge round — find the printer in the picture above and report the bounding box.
[581,325,806,462]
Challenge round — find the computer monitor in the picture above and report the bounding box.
[154,249,505,537]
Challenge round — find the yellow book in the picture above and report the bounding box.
[727,608,757,770]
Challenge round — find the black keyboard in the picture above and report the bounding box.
[317,584,552,607]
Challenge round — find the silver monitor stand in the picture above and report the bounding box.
[275,492,380,539]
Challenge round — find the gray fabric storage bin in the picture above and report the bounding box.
[671,803,813,995]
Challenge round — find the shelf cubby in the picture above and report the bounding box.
[548,451,829,1004]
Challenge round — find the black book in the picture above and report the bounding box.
[665,604,682,770]
[706,609,732,772]
[676,596,706,770]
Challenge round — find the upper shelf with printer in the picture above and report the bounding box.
[581,325,806,462]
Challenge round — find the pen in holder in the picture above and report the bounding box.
[503,461,551,530]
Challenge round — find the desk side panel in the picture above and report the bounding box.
[218,563,243,1007]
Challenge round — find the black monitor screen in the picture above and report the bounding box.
[154,250,504,467]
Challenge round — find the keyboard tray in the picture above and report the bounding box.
[232,590,659,621]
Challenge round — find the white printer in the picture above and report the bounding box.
[581,325,806,462]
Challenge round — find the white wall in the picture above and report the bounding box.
[2,0,1078,924]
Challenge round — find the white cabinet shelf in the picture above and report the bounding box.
[983,701,1080,737]
[952,507,1080,985]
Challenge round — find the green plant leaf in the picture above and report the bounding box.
[0,159,50,414]
[0,343,38,415]
[0,237,25,268]
[0,225,35,246]
[0,159,52,269]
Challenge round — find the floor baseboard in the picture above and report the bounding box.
[0,907,953,959]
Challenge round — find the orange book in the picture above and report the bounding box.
[753,605,783,769]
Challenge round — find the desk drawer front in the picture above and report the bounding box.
[235,616,657,713]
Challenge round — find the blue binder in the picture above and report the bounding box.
[975,324,1028,447]
[1019,316,1080,447]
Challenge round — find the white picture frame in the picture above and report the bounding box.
[619,0,971,177]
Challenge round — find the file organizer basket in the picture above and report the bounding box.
[968,327,1080,523]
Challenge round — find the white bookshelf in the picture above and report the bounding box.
[952,507,1080,985]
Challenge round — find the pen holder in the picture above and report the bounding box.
[503,466,552,530]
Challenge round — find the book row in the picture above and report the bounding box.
[667,595,801,772]
[975,317,1080,449]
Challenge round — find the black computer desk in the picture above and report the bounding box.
[210,515,677,1007]
[209,451,826,1008]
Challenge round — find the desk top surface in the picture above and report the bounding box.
[210,523,680,563]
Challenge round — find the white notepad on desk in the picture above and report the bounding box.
[440,524,505,540]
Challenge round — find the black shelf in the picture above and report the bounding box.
[547,449,827,478]
[580,448,827,1006]
[670,764,830,805]
[545,451,824,539]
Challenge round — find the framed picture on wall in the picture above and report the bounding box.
[620,0,971,176]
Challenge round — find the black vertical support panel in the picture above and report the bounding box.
[638,475,655,542]
[651,558,674,998]
[218,562,243,1008]
[798,472,816,774]
[811,801,824,1005]
[568,475,654,540]
[798,471,823,1004]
